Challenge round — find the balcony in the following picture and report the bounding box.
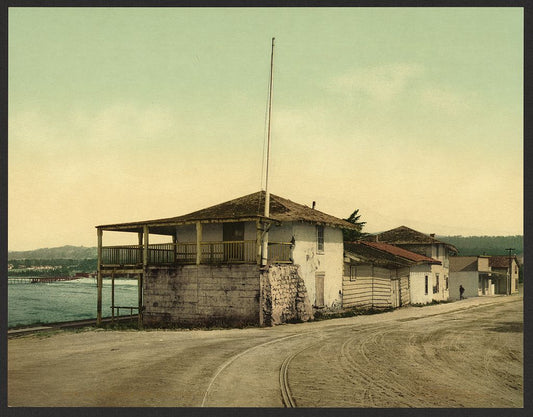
[100,240,292,268]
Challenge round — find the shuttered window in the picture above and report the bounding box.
[350,265,357,282]
[425,275,428,295]
[317,225,324,253]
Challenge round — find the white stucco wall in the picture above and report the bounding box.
[431,264,449,302]
[173,220,344,308]
[175,222,256,243]
[176,224,196,242]
[449,271,479,300]
[291,223,344,308]
[409,264,433,305]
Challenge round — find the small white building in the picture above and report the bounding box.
[489,255,520,295]
[449,255,517,300]
[343,241,441,308]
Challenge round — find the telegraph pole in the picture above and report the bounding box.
[505,248,515,295]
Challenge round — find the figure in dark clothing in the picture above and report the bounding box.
[459,285,465,300]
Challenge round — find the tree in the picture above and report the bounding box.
[343,209,367,242]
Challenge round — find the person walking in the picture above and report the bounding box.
[459,285,465,300]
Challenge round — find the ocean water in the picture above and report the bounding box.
[8,278,139,328]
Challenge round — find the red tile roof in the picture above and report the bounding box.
[361,241,441,265]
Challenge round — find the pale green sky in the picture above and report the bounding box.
[8,7,523,250]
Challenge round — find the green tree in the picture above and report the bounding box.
[343,209,367,242]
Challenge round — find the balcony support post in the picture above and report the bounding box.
[138,232,143,264]
[96,228,103,325]
[196,222,202,265]
[143,225,149,267]
[256,220,262,265]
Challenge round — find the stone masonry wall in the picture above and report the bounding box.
[261,264,314,326]
[143,264,260,327]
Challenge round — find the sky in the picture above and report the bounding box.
[8,7,523,250]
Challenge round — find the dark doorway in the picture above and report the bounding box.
[223,222,245,261]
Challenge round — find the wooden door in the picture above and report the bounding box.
[315,272,325,307]
[391,279,400,308]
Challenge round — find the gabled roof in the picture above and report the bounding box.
[344,242,414,269]
[97,191,360,234]
[489,255,519,269]
[361,241,441,265]
[369,226,458,253]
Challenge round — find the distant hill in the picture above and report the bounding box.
[8,236,524,261]
[8,245,97,260]
[437,235,523,257]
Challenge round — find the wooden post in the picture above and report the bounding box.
[143,225,149,266]
[256,219,262,265]
[196,222,202,265]
[111,270,115,323]
[96,228,103,325]
[138,272,143,329]
[138,231,143,264]
[172,233,177,264]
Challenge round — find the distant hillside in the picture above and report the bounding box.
[8,245,97,260]
[437,235,523,257]
[8,236,524,260]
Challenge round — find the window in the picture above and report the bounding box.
[317,225,324,252]
[445,275,449,290]
[425,275,428,295]
[433,274,440,294]
[350,265,357,282]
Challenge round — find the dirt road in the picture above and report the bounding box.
[8,294,522,407]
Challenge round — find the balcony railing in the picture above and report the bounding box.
[101,240,292,266]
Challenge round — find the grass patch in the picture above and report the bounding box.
[411,299,452,307]
[313,307,393,321]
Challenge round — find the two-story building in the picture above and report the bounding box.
[95,191,360,327]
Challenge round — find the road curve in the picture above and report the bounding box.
[8,294,522,407]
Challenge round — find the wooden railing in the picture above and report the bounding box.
[101,241,292,266]
[102,245,142,265]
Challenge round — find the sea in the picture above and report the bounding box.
[8,277,139,328]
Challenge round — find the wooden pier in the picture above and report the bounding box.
[7,276,82,284]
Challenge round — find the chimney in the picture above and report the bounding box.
[312,201,316,209]
[430,233,435,238]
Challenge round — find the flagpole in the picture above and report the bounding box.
[262,37,275,266]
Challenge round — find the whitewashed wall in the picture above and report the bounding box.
[172,220,344,308]
[291,223,344,308]
[431,263,449,302]
[409,264,433,305]
[449,271,479,300]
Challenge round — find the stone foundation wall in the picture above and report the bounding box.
[261,264,314,326]
[143,264,260,327]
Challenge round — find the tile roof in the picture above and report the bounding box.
[361,241,441,265]
[97,191,360,232]
[344,242,413,268]
[369,226,458,253]
[489,255,518,269]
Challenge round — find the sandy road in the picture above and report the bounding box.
[8,294,522,407]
